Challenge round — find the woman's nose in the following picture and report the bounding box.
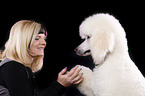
[40,39,47,46]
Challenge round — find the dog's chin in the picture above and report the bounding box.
[76,51,91,56]
[81,52,91,56]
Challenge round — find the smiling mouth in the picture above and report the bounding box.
[37,47,45,51]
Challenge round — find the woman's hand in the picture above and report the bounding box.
[57,66,83,87]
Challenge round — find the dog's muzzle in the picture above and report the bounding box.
[74,48,91,56]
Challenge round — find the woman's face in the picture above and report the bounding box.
[29,33,46,57]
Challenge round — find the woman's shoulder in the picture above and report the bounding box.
[0,60,36,96]
[1,60,26,70]
[0,60,28,76]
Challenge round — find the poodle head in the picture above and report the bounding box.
[75,13,126,64]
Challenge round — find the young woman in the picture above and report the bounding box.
[0,20,83,96]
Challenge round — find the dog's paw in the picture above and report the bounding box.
[76,65,93,84]
[76,65,94,96]
[77,65,92,76]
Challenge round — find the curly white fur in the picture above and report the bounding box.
[76,13,145,96]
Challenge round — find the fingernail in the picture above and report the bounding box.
[82,73,83,75]
[65,67,67,69]
[73,80,76,83]
[80,68,82,70]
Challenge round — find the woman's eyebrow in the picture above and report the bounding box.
[38,32,44,34]
[36,35,46,39]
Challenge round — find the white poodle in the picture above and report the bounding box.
[75,13,145,96]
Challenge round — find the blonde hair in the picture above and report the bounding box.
[1,20,47,72]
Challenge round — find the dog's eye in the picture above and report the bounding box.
[87,36,90,39]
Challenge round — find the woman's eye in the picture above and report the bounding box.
[35,37,39,40]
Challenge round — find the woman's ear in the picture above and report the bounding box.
[90,31,115,64]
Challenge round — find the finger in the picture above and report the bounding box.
[73,77,84,85]
[69,68,82,80]
[73,73,83,82]
[67,66,78,77]
[59,67,67,75]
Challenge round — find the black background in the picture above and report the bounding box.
[0,2,145,90]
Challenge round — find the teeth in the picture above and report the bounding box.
[37,48,44,51]
[38,47,44,49]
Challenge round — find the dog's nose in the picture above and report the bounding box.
[74,49,77,52]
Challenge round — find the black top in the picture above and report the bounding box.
[0,60,66,96]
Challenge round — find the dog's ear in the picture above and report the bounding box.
[90,31,115,64]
